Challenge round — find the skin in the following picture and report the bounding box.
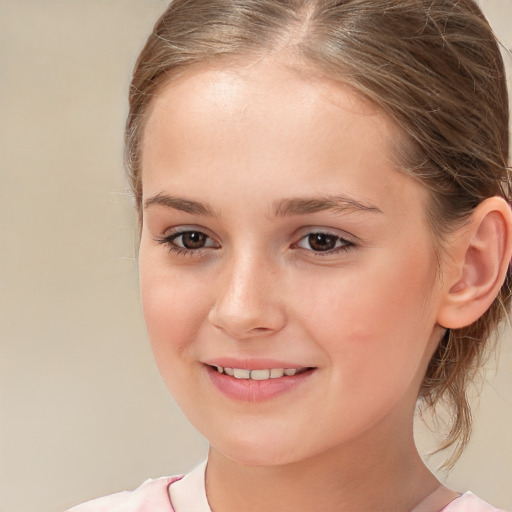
[138,58,459,511]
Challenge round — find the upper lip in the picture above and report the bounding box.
[202,358,313,370]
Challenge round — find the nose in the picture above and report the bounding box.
[208,251,287,340]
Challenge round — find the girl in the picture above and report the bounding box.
[69,0,512,510]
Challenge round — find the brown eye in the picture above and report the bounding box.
[173,231,210,249]
[158,229,219,255]
[295,231,354,254]
[307,233,338,252]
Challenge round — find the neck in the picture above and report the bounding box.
[205,420,439,512]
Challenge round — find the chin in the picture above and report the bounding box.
[209,433,312,467]
[219,448,299,467]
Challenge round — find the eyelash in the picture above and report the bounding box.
[156,229,219,257]
[294,232,355,256]
[156,229,356,257]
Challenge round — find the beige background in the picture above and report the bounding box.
[0,1,511,511]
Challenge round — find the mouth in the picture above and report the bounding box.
[204,363,316,402]
[209,365,312,381]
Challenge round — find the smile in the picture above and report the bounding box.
[211,365,309,381]
[205,363,316,401]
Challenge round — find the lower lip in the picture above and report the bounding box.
[205,366,315,402]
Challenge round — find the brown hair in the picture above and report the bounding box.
[126,0,511,466]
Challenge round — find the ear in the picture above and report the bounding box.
[437,196,512,329]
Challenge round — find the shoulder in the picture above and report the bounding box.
[443,492,508,512]
[65,476,182,512]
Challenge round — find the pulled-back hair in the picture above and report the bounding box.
[126,0,511,466]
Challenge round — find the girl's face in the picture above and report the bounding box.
[139,59,446,465]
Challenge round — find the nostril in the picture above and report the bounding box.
[207,291,287,338]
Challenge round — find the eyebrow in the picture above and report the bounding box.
[272,196,383,217]
[144,193,217,216]
[143,192,382,218]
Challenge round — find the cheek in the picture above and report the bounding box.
[139,253,209,360]
[293,250,437,378]
[298,266,436,430]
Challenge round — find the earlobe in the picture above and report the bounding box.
[437,197,512,329]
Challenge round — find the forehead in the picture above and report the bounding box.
[141,58,429,220]
[145,58,387,137]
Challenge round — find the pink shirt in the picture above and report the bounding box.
[66,477,507,512]
[66,476,179,512]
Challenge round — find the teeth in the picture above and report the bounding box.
[233,368,251,379]
[270,368,284,378]
[213,365,304,381]
[250,369,270,381]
